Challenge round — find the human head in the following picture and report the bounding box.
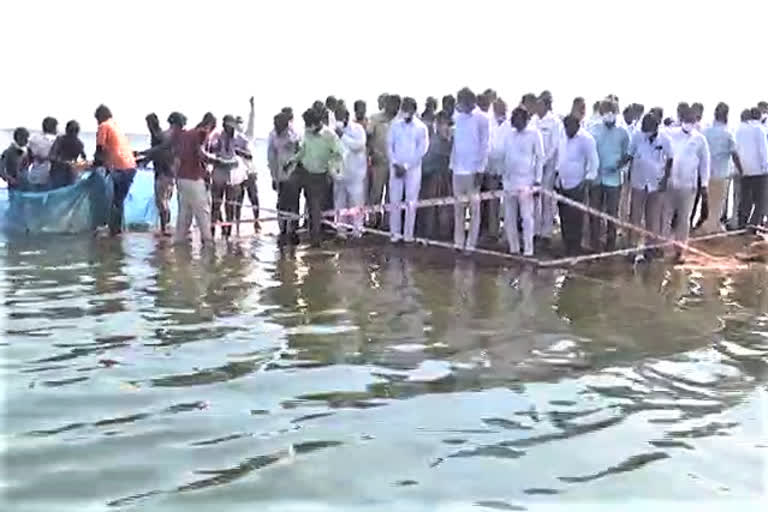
[42,116,58,135]
[167,111,187,129]
[94,104,112,124]
[335,104,350,126]
[691,102,704,122]
[649,106,664,122]
[492,98,507,122]
[750,107,762,121]
[510,106,530,131]
[442,94,456,116]
[641,113,660,135]
[145,113,160,133]
[622,106,633,126]
[592,101,601,114]
[385,94,401,117]
[354,100,366,121]
[758,101,768,122]
[571,97,586,121]
[424,96,438,114]
[563,115,580,139]
[312,100,325,115]
[633,103,645,120]
[714,102,729,124]
[741,109,752,122]
[401,97,417,122]
[222,114,237,136]
[274,112,289,135]
[13,127,30,146]
[303,108,323,133]
[197,112,217,132]
[539,90,553,111]
[676,102,690,121]
[477,91,491,113]
[325,96,338,112]
[534,95,548,118]
[65,120,80,137]
[457,87,477,113]
[680,106,696,132]
[521,93,537,112]
[377,93,388,111]
[599,100,618,126]
[483,89,498,104]
[281,106,294,124]
[436,111,453,139]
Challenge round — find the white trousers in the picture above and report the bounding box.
[535,160,558,238]
[698,178,728,234]
[453,173,481,249]
[389,165,422,241]
[334,177,366,236]
[662,187,696,243]
[504,188,536,256]
[175,178,213,244]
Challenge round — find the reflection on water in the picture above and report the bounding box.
[1,232,767,511]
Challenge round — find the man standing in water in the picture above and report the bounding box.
[451,87,490,251]
[334,104,368,238]
[557,115,598,256]
[588,99,630,251]
[240,96,260,233]
[94,105,137,236]
[268,112,300,245]
[27,117,58,191]
[173,114,217,246]
[387,97,429,243]
[418,112,454,239]
[137,112,186,235]
[533,92,564,249]
[500,107,544,256]
[367,94,400,228]
[664,107,710,263]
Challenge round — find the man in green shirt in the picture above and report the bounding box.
[292,108,344,246]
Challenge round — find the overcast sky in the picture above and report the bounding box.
[1,0,766,135]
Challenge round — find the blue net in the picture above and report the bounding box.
[0,168,174,234]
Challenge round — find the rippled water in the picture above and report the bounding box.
[1,228,767,511]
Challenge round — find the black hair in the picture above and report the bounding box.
[714,102,729,121]
[401,96,418,112]
[196,112,216,129]
[750,107,762,120]
[572,96,585,105]
[741,109,752,122]
[65,120,80,136]
[303,108,321,127]
[511,106,530,123]
[521,93,537,105]
[42,116,58,134]
[354,100,366,111]
[167,112,187,127]
[13,127,29,143]
[95,104,112,122]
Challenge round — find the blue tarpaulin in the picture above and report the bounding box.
[0,168,174,234]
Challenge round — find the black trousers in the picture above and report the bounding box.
[559,182,587,255]
[109,169,136,235]
[738,175,768,228]
[277,172,301,235]
[303,172,330,245]
[244,174,259,220]
[588,184,621,251]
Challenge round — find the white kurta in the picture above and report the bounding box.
[387,117,429,241]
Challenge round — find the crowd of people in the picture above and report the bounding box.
[3,89,768,263]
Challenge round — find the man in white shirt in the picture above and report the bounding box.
[387,97,429,243]
[626,114,674,258]
[735,107,768,228]
[27,117,58,191]
[484,98,508,240]
[500,107,544,256]
[557,115,598,256]
[700,103,743,234]
[533,93,564,248]
[663,107,711,263]
[451,87,490,251]
[334,104,368,238]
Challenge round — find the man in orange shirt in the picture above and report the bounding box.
[94,104,137,235]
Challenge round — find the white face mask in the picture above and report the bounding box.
[682,122,694,133]
[603,112,616,124]
[761,113,768,122]
[335,120,345,131]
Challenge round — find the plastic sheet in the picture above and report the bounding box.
[123,168,177,230]
[0,169,112,234]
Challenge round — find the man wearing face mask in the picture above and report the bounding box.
[626,113,674,259]
[451,87,490,251]
[532,92,565,249]
[333,104,367,238]
[588,100,630,251]
[663,107,711,263]
[700,103,743,234]
[735,107,768,229]
[386,97,429,243]
[291,108,344,247]
[499,107,544,256]
[367,94,401,228]
[557,115,598,256]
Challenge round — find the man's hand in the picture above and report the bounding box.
[272,180,277,192]
[394,164,406,178]
[249,96,254,108]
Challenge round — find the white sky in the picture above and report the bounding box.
[1,0,766,136]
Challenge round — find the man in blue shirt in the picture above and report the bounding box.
[588,99,630,251]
